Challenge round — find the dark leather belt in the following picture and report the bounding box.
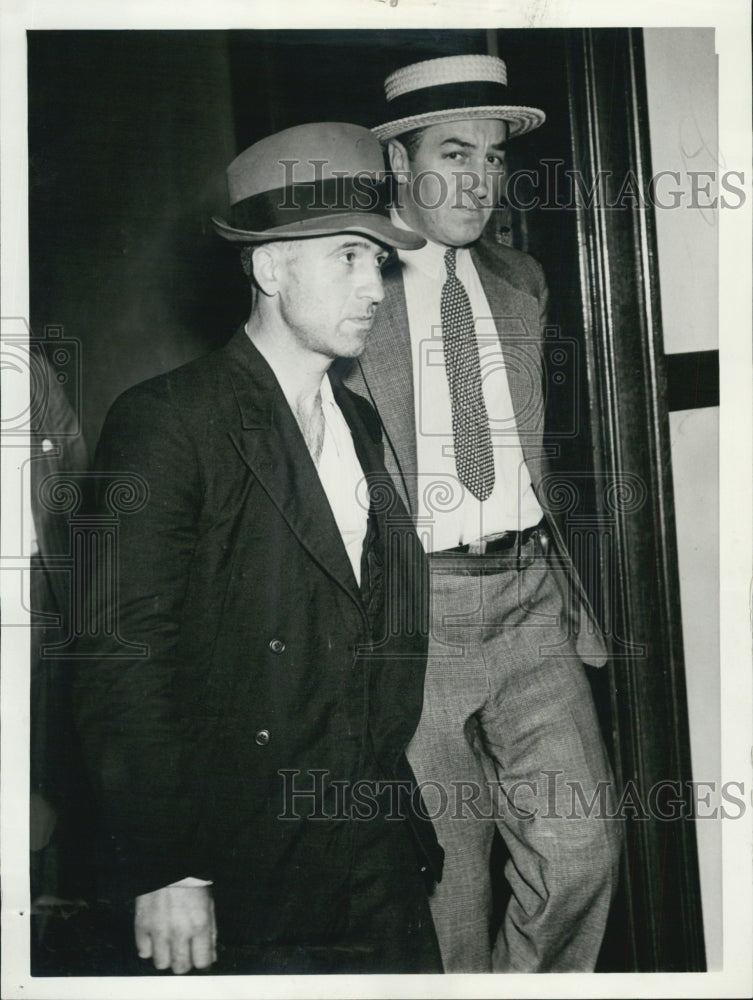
[435,520,546,556]
[429,520,549,573]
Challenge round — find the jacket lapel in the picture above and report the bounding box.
[356,248,547,515]
[329,370,383,482]
[355,262,418,515]
[471,247,606,663]
[329,374,386,621]
[222,330,362,607]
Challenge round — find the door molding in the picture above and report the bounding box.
[566,27,706,971]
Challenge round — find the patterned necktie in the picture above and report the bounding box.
[440,247,495,501]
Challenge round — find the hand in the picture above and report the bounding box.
[134,884,217,974]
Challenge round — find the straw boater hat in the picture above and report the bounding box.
[372,54,545,143]
[212,122,425,249]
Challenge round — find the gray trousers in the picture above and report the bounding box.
[407,536,623,972]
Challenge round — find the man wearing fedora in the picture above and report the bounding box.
[73,122,444,975]
[338,54,623,972]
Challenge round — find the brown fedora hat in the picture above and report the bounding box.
[372,54,545,142]
[212,122,425,249]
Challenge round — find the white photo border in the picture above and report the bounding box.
[2,1,750,997]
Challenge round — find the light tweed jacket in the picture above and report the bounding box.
[337,236,607,667]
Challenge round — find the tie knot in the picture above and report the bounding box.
[444,247,457,278]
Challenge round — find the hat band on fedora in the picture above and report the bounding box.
[229,177,390,233]
[384,80,518,123]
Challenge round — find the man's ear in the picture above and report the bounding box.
[387,138,410,182]
[251,245,283,297]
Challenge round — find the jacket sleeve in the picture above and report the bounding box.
[73,382,210,896]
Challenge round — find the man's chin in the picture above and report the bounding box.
[341,342,368,359]
[332,332,372,360]
[447,213,489,246]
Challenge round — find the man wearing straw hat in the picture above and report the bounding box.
[74,122,444,975]
[339,54,622,972]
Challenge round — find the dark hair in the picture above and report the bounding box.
[396,127,427,160]
[239,241,298,292]
[239,245,254,280]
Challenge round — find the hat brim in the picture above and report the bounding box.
[372,105,546,143]
[212,212,425,250]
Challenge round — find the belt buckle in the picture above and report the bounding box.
[510,524,545,570]
[515,532,533,571]
[520,524,549,568]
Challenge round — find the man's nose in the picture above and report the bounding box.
[475,166,490,199]
[456,164,490,205]
[359,265,385,304]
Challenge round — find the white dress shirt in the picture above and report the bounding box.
[252,335,368,585]
[315,373,369,586]
[393,215,543,552]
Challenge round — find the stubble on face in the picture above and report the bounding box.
[275,235,387,361]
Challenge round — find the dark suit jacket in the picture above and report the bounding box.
[337,238,607,667]
[74,328,440,947]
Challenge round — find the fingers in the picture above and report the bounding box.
[151,932,174,972]
[137,927,204,974]
[134,885,217,974]
[189,894,217,969]
[134,919,154,960]
[193,893,217,969]
[170,936,193,975]
[189,926,214,970]
[210,895,218,963]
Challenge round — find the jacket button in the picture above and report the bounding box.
[268,638,286,654]
[254,729,270,746]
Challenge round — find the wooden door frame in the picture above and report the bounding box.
[564,27,706,971]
